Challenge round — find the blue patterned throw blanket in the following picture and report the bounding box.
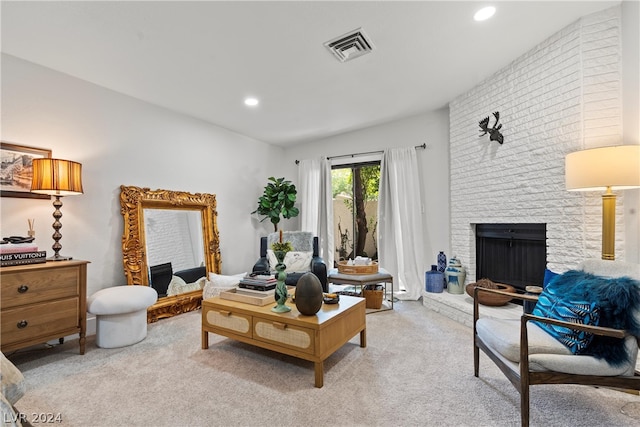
[533,270,640,366]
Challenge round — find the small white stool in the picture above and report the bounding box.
[87,285,158,348]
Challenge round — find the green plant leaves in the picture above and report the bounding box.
[251,176,299,231]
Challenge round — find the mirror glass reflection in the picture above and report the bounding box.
[144,209,204,271]
[144,208,205,297]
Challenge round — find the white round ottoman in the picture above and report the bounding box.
[87,285,158,348]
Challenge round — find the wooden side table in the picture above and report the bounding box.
[1,260,89,354]
[327,268,394,312]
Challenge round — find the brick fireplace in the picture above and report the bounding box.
[448,5,625,281]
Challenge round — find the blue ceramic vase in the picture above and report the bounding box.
[425,265,444,293]
[437,251,447,288]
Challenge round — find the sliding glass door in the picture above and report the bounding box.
[331,162,380,263]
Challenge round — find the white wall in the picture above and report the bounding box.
[1,54,282,297]
[622,0,640,264]
[449,5,640,283]
[283,109,451,270]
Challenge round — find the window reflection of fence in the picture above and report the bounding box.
[333,196,378,261]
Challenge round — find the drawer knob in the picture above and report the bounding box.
[17,285,29,293]
[17,320,28,329]
[273,322,287,330]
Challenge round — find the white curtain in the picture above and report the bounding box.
[298,157,334,268]
[378,147,425,300]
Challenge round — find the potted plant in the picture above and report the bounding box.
[251,176,299,231]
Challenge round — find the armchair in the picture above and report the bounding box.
[253,231,328,292]
[473,259,640,427]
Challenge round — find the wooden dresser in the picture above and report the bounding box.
[1,260,89,354]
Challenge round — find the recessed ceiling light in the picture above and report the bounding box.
[474,6,496,22]
[244,97,259,107]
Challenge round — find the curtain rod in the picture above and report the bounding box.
[295,143,426,165]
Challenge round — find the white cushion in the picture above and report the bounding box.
[87,285,158,315]
[203,272,245,299]
[476,318,572,363]
[208,272,245,287]
[267,250,313,273]
[478,314,639,376]
[166,275,205,296]
[267,231,314,252]
[477,259,640,376]
[577,259,640,280]
[529,336,638,376]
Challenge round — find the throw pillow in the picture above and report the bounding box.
[203,272,246,299]
[543,268,559,288]
[165,275,187,296]
[208,272,246,288]
[539,270,640,366]
[267,250,313,273]
[167,276,206,296]
[532,290,600,354]
[267,231,314,252]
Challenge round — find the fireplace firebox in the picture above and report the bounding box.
[475,223,547,293]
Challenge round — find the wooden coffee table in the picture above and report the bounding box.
[201,294,366,388]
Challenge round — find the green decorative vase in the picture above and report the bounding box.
[272,250,291,313]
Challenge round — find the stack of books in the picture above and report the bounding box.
[239,274,277,291]
[0,241,47,267]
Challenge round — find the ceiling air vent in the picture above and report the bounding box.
[324,28,374,62]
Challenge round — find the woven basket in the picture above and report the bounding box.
[363,289,383,309]
[337,261,379,275]
[465,279,516,306]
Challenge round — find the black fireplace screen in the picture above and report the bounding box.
[475,223,547,292]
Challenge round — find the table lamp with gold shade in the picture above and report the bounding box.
[30,158,84,261]
[565,145,640,260]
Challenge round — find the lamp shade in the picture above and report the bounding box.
[565,145,640,191]
[31,158,84,196]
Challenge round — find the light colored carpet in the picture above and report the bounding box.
[7,300,640,426]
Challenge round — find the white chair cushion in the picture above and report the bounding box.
[478,318,639,376]
[476,318,572,363]
[87,285,158,315]
[529,335,638,376]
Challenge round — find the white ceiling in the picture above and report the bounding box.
[1,1,618,146]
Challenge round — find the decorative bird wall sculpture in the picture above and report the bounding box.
[479,111,504,144]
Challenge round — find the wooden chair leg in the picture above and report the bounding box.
[521,383,530,427]
[474,339,480,377]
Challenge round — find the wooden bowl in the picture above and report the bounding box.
[465,279,516,306]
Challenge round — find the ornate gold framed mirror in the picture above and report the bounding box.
[120,185,221,322]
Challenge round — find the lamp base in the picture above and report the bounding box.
[47,254,73,262]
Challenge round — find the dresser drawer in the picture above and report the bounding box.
[1,266,80,309]
[1,298,79,345]
[253,317,315,354]
[203,307,252,338]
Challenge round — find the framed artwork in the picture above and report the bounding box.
[1,142,52,199]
